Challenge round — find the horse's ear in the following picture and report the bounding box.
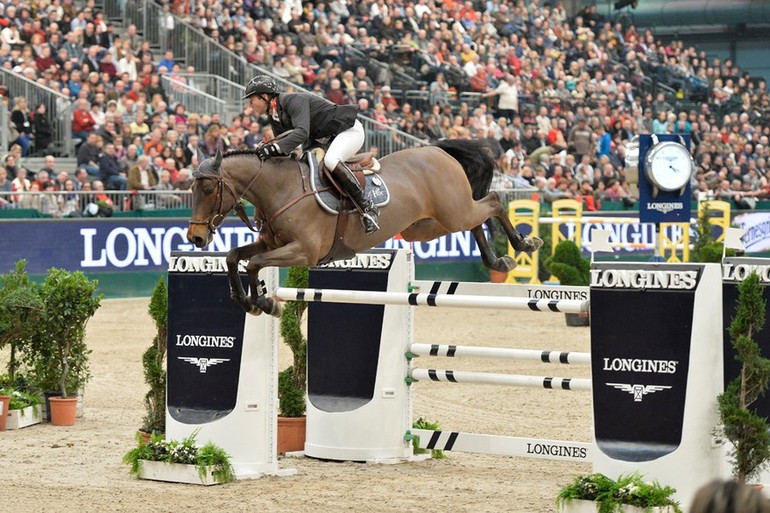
[214,148,223,170]
[196,148,206,168]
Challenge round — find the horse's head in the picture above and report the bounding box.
[187,149,238,248]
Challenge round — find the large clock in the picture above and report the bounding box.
[644,134,693,197]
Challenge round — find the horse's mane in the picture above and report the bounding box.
[223,149,262,159]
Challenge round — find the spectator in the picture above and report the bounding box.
[0,167,12,208]
[99,143,127,190]
[10,96,33,156]
[77,132,101,176]
[153,169,181,208]
[127,153,153,188]
[481,74,519,121]
[32,102,53,155]
[429,72,451,107]
[11,167,30,202]
[72,98,96,141]
[60,179,80,217]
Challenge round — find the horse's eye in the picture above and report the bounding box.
[200,180,216,194]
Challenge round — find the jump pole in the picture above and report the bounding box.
[407,343,591,365]
[275,287,589,314]
[408,368,592,391]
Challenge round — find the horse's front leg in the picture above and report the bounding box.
[245,241,314,317]
[226,239,268,315]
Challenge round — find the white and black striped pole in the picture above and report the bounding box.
[408,368,592,391]
[274,287,589,314]
[407,343,591,365]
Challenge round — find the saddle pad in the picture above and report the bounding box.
[308,152,390,215]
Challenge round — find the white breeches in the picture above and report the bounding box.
[323,120,365,170]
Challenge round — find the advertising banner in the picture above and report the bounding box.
[733,212,770,253]
[0,218,485,275]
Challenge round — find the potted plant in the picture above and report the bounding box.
[0,260,45,431]
[139,278,168,440]
[717,270,770,482]
[556,472,682,513]
[277,266,308,453]
[123,430,234,485]
[0,260,44,385]
[0,387,42,430]
[24,268,102,426]
[544,240,591,326]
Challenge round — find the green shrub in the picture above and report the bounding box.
[142,278,167,434]
[544,240,590,286]
[278,266,308,417]
[24,268,102,397]
[718,271,770,482]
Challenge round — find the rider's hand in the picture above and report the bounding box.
[256,142,282,160]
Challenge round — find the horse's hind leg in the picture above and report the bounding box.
[484,192,544,253]
[470,225,516,272]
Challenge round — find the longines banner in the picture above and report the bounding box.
[733,212,770,253]
[0,219,486,274]
[1,217,697,275]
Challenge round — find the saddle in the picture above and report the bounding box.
[305,149,390,215]
[293,150,390,265]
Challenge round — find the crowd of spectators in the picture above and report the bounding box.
[2,0,770,216]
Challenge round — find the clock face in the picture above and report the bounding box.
[646,142,692,191]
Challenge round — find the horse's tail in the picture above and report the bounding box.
[434,139,495,200]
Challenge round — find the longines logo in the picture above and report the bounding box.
[527,289,589,301]
[178,356,230,373]
[525,442,588,459]
[319,253,393,270]
[168,256,248,273]
[606,383,672,402]
[591,269,698,290]
[646,202,683,214]
[175,334,236,348]
[603,357,678,374]
[723,263,770,283]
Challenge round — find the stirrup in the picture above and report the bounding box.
[361,209,380,234]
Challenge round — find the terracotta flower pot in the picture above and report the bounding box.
[489,270,508,283]
[49,397,78,426]
[277,416,306,454]
[0,395,9,431]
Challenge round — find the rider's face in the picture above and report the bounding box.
[249,95,268,116]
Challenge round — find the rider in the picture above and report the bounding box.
[243,75,380,234]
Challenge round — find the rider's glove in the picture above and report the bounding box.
[256,142,283,160]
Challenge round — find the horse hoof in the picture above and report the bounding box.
[247,306,263,316]
[495,255,516,272]
[524,236,544,252]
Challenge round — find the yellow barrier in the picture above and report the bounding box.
[698,200,731,243]
[659,222,690,262]
[507,200,540,284]
[507,200,730,269]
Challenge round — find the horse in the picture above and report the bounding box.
[186,139,543,316]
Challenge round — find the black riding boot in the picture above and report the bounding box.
[331,161,380,234]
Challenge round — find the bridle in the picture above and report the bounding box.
[188,160,265,234]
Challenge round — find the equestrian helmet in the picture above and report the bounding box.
[242,76,279,99]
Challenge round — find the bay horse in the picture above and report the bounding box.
[186,139,543,316]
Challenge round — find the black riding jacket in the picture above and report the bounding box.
[268,92,358,154]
